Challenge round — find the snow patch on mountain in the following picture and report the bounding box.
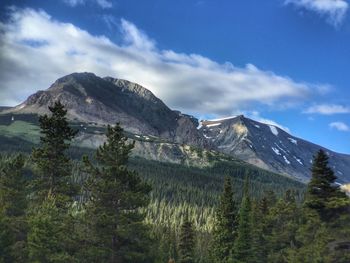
[272,147,281,155]
[206,123,221,127]
[208,116,238,122]
[288,137,297,145]
[283,155,291,164]
[275,143,287,154]
[293,156,303,165]
[269,125,278,136]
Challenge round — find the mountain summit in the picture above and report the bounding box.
[3,72,350,183]
[200,115,350,182]
[7,72,204,146]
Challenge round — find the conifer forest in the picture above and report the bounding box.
[1,102,350,263]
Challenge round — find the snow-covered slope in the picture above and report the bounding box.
[200,115,350,182]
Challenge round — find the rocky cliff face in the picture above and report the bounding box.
[200,115,350,183]
[3,72,350,183]
[6,72,205,147]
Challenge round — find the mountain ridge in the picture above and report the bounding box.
[200,115,350,182]
[2,72,350,183]
[4,72,205,148]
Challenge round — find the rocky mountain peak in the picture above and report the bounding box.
[200,115,350,182]
[3,72,349,183]
[4,72,205,147]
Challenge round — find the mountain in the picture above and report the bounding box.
[1,72,350,183]
[200,115,350,183]
[4,72,204,147]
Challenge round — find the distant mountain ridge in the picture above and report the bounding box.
[200,115,350,182]
[2,72,350,183]
[4,72,205,147]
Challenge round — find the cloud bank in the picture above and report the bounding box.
[63,0,113,9]
[329,121,350,131]
[0,8,324,115]
[285,0,349,26]
[304,104,350,115]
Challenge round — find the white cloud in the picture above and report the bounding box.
[63,0,84,7]
[63,0,112,8]
[304,104,350,115]
[285,0,348,26]
[245,111,291,133]
[95,0,113,9]
[329,121,350,131]
[0,8,324,116]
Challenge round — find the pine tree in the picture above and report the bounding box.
[232,177,252,263]
[259,196,269,216]
[211,177,236,263]
[292,150,350,262]
[82,123,152,262]
[0,155,28,262]
[305,149,350,222]
[265,190,300,263]
[178,216,195,263]
[31,100,78,205]
[27,194,75,262]
[250,201,267,263]
[28,101,78,262]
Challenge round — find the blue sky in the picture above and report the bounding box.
[1,0,350,153]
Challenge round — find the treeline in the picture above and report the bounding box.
[1,102,350,262]
[208,149,350,263]
[0,102,152,262]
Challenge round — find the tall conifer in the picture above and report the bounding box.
[233,177,252,263]
[211,177,236,263]
[28,101,78,262]
[0,155,27,262]
[178,216,195,263]
[83,123,152,262]
[31,101,78,205]
[305,149,349,222]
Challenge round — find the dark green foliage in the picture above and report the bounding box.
[31,101,78,205]
[27,195,76,262]
[151,225,177,263]
[4,105,350,263]
[211,177,236,263]
[82,123,152,262]
[285,149,350,262]
[233,177,253,263]
[27,101,78,262]
[305,149,350,222]
[250,201,267,263]
[0,154,28,262]
[265,190,300,263]
[178,216,196,263]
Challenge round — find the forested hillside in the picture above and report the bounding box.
[1,102,349,262]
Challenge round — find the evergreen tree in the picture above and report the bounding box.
[265,190,300,263]
[27,194,75,262]
[83,123,152,262]
[259,196,269,216]
[0,155,28,262]
[290,150,350,262]
[154,225,177,263]
[211,177,236,263]
[28,101,78,262]
[250,201,267,263]
[31,100,78,205]
[232,177,253,263]
[305,149,349,222]
[178,216,196,263]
